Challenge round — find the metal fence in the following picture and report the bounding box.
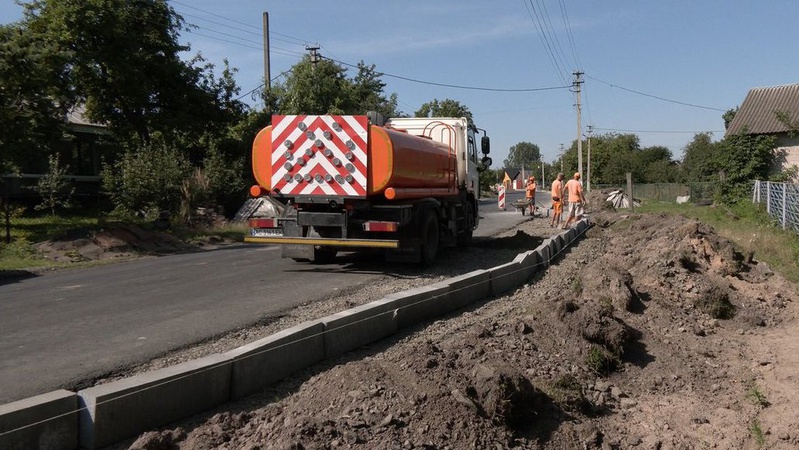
[752,180,799,233]
[592,182,715,203]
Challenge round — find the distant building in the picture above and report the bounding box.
[502,169,521,190]
[1,105,115,198]
[726,83,799,180]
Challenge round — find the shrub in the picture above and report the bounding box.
[102,135,191,219]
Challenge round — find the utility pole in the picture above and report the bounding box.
[559,144,564,172]
[587,125,593,192]
[306,44,321,65]
[540,158,545,186]
[262,12,271,90]
[573,71,584,179]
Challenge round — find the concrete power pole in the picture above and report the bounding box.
[559,144,564,172]
[587,125,593,192]
[573,71,584,179]
[262,12,271,90]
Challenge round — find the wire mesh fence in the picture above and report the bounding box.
[752,180,799,233]
[591,182,715,204]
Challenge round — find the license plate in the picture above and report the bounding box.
[251,228,283,237]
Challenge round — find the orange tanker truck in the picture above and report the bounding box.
[245,113,492,264]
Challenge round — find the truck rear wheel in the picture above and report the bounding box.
[420,210,439,265]
[313,246,337,264]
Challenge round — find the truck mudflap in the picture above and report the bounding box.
[244,236,399,248]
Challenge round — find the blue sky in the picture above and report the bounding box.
[3,0,799,167]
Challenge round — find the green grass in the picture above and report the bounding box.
[750,418,766,447]
[748,384,770,407]
[636,200,799,285]
[1,213,247,271]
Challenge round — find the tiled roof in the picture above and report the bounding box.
[726,83,799,136]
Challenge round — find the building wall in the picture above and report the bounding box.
[773,134,799,181]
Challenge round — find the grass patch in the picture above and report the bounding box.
[571,276,583,296]
[748,384,770,407]
[173,222,248,244]
[693,284,736,319]
[637,200,799,285]
[585,345,618,376]
[749,418,766,447]
[1,212,246,271]
[542,374,589,412]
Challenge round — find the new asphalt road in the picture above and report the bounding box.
[0,191,545,404]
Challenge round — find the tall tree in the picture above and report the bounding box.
[21,0,243,145]
[277,57,351,115]
[414,99,473,125]
[503,142,541,170]
[350,62,399,118]
[272,57,400,118]
[681,132,720,182]
[0,23,73,172]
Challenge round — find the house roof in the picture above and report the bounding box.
[726,83,799,136]
[66,105,109,135]
[504,169,521,180]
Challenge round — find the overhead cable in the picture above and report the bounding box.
[587,75,726,112]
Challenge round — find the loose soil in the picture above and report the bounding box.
[107,202,798,450]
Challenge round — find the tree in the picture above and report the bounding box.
[503,142,541,170]
[21,0,244,145]
[350,62,399,118]
[681,132,721,182]
[277,57,351,115]
[31,154,74,216]
[723,108,738,130]
[0,23,73,173]
[635,146,678,183]
[414,99,473,125]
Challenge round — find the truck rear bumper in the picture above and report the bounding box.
[244,236,399,249]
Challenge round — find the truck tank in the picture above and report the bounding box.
[251,115,457,200]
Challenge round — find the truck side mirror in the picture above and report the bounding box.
[477,156,492,172]
[481,136,490,155]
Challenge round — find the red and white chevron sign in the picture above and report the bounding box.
[270,115,368,197]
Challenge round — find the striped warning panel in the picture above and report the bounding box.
[270,115,368,197]
[498,185,506,210]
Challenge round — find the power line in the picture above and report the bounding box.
[593,127,724,134]
[235,69,294,101]
[327,56,571,93]
[587,75,726,112]
[536,0,572,73]
[522,0,568,85]
[558,0,582,69]
[169,0,309,45]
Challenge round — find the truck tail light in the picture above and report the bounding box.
[363,221,398,232]
[249,218,280,228]
[249,185,264,197]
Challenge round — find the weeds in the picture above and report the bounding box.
[544,374,589,412]
[693,287,736,319]
[585,345,618,376]
[749,419,766,447]
[571,276,583,295]
[748,384,770,407]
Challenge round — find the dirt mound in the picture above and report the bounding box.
[34,223,192,263]
[125,210,799,449]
